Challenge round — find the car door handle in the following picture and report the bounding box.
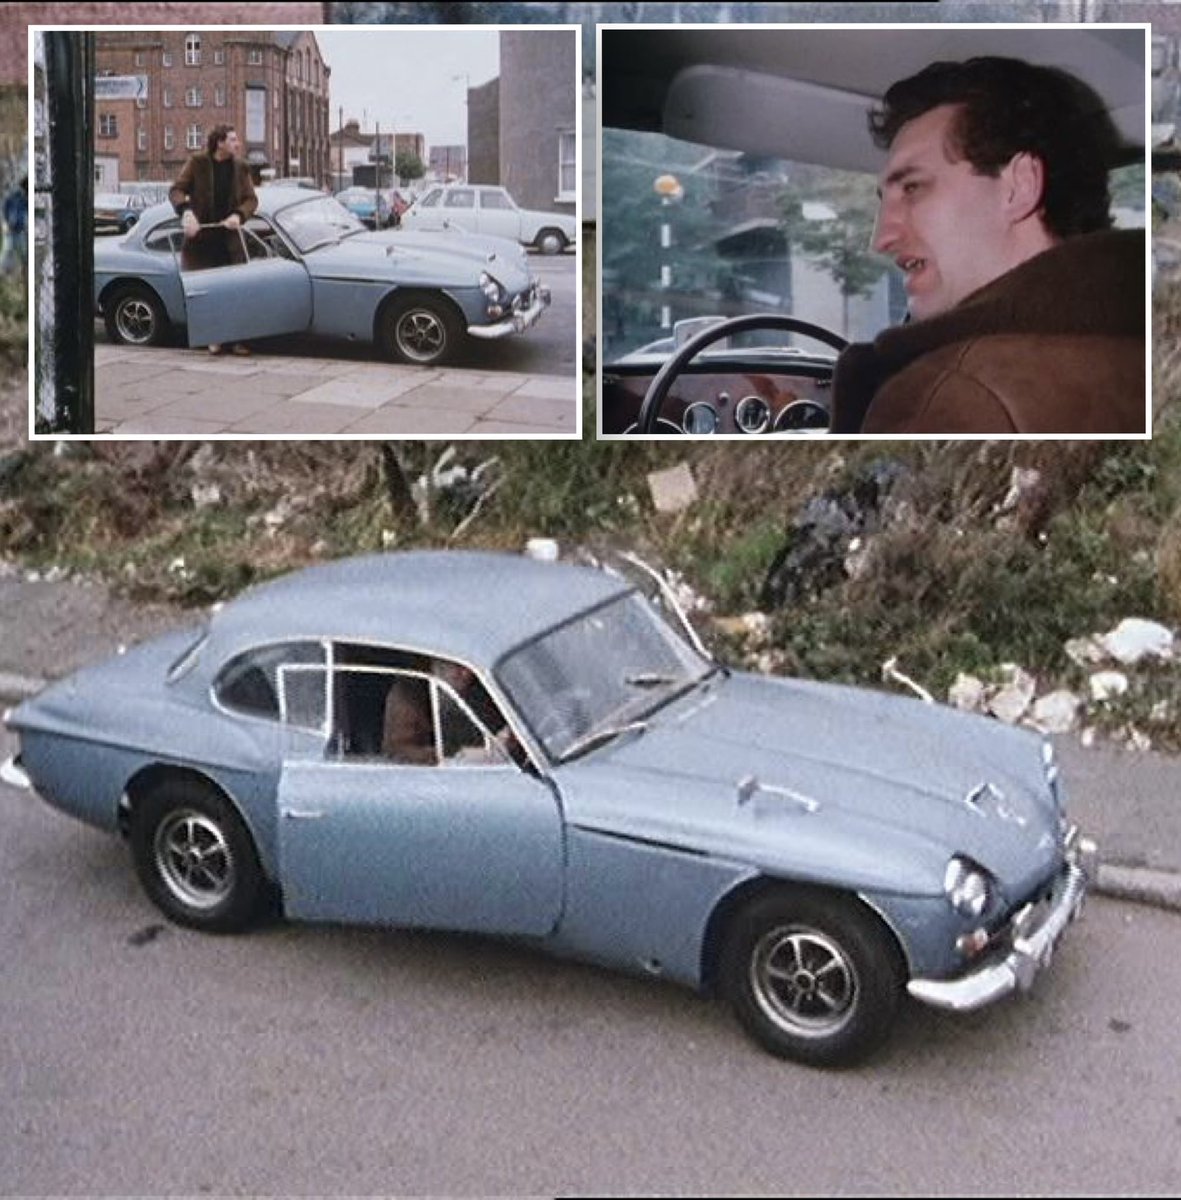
[283,808,325,821]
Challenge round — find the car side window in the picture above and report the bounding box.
[144,221,183,254]
[216,641,326,727]
[481,190,514,210]
[419,188,441,207]
[328,643,511,768]
[443,189,475,209]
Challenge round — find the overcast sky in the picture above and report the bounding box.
[314,28,499,150]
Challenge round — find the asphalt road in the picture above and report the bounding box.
[2,718,1179,1196]
[94,251,579,379]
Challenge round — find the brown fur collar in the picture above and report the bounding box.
[831,228,1145,433]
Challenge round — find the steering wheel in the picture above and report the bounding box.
[633,313,850,435]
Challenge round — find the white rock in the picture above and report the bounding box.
[1098,618,1175,665]
[988,686,1033,725]
[1089,670,1129,702]
[1064,635,1107,667]
[1029,690,1081,734]
[647,462,698,514]
[190,482,221,510]
[948,673,987,712]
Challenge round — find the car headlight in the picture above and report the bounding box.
[944,856,993,919]
[479,271,506,302]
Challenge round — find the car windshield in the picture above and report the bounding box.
[496,591,713,763]
[275,194,366,251]
[601,128,1146,365]
[602,127,907,363]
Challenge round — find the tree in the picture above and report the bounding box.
[778,168,890,334]
[395,151,425,185]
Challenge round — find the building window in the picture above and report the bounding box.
[215,85,226,107]
[164,126,174,150]
[214,48,225,66]
[98,113,117,138]
[249,48,262,65]
[162,50,173,67]
[185,34,201,66]
[557,129,576,202]
[134,51,144,67]
[136,94,147,109]
[163,86,173,108]
[187,124,203,150]
[137,128,147,151]
[186,87,202,108]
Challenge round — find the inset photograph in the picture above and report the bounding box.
[599,24,1147,438]
[32,23,580,438]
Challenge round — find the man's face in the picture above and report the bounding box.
[216,130,242,159]
[873,104,1014,321]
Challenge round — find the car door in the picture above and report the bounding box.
[180,220,313,347]
[275,659,564,935]
[440,186,478,234]
[477,188,523,242]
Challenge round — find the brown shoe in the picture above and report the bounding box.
[230,343,252,357]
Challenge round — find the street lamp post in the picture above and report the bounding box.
[653,173,683,331]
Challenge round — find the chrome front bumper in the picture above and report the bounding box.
[1,754,31,790]
[467,284,551,339]
[908,830,1098,1013]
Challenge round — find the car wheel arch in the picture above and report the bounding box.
[120,763,260,863]
[100,278,172,345]
[699,875,911,996]
[375,287,467,365]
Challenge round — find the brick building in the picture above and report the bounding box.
[466,30,576,220]
[94,29,331,186]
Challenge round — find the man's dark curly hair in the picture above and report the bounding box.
[868,56,1124,238]
[206,124,236,157]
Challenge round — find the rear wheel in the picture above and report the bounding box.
[130,778,265,933]
[719,889,905,1067]
[380,293,464,366]
[104,284,169,346]
[536,227,566,255]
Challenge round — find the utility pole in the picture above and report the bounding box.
[40,31,95,434]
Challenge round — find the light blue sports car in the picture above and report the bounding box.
[1,551,1095,1066]
[93,185,550,366]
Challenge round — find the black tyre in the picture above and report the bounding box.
[130,778,265,933]
[380,293,464,366]
[720,889,905,1068]
[535,227,566,255]
[103,284,169,347]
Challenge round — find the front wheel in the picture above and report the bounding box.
[380,293,463,366]
[130,778,265,933]
[719,889,905,1067]
[104,284,169,346]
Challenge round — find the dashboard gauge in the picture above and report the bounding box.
[773,398,830,432]
[735,395,771,434]
[682,402,720,435]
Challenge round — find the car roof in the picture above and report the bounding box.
[134,185,325,232]
[602,26,1145,173]
[204,550,633,668]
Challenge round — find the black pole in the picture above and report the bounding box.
[43,31,94,435]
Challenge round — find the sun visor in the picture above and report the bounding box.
[663,66,884,174]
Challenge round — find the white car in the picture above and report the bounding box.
[402,184,576,254]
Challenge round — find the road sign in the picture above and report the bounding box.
[94,75,147,101]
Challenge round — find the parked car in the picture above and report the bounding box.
[94,191,148,235]
[599,25,1146,434]
[401,184,577,254]
[2,549,1095,1068]
[93,186,550,366]
[335,186,393,229]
